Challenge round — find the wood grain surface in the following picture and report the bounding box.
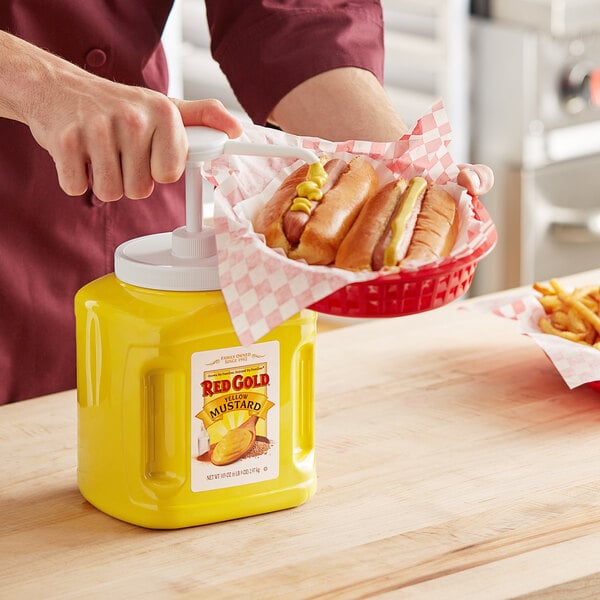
[1,271,600,599]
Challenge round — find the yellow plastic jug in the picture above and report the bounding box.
[75,127,318,528]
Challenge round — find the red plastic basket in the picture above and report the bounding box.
[309,197,497,318]
[587,381,600,393]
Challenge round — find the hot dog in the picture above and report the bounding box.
[254,157,378,265]
[335,177,458,271]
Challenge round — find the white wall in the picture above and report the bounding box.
[162,0,183,98]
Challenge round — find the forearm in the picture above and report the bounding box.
[0,30,57,123]
[0,31,42,123]
[270,66,493,195]
[268,67,408,142]
[0,29,152,135]
[0,29,242,202]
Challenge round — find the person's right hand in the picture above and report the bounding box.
[27,77,242,202]
[0,31,242,202]
[457,163,494,197]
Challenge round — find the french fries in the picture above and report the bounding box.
[533,279,600,349]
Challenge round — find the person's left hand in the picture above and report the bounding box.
[457,163,494,197]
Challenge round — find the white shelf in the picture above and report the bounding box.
[490,0,600,36]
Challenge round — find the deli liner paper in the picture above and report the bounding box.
[465,292,600,389]
[202,101,493,345]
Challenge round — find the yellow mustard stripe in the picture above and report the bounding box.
[383,177,427,267]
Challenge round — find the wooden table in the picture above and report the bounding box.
[2,271,600,599]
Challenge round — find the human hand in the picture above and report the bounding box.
[457,163,494,197]
[24,65,242,201]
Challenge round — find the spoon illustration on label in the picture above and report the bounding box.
[210,415,259,466]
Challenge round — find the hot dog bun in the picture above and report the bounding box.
[254,157,378,265]
[402,183,459,265]
[335,177,458,271]
[334,178,408,271]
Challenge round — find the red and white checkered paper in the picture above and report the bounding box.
[203,101,493,345]
[466,292,600,389]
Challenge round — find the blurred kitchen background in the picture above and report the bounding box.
[162,0,600,296]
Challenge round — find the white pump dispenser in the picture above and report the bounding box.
[114,126,319,292]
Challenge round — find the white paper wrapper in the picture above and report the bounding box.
[466,292,600,389]
[202,101,494,345]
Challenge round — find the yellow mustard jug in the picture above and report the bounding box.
[75,127,318,528]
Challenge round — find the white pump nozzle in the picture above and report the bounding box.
[185,126,319,165]
[115,126,319,291]
[223,139,319,165]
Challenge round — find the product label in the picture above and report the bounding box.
[191,341,279,492]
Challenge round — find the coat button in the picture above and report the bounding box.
[85,48,107,68]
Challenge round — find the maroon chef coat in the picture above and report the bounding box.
[0,0,384,404]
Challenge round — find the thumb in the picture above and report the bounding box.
[171,98,243,138]
[457,163,495,196]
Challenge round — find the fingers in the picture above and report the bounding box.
[56,115,130,202]
[86,117,125,201]
[149,99,188,185]
[172,98,244,138]
[47,93,242,202]
[457,163,495,196]
[119,141,154,200]
[51,127,89,197]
